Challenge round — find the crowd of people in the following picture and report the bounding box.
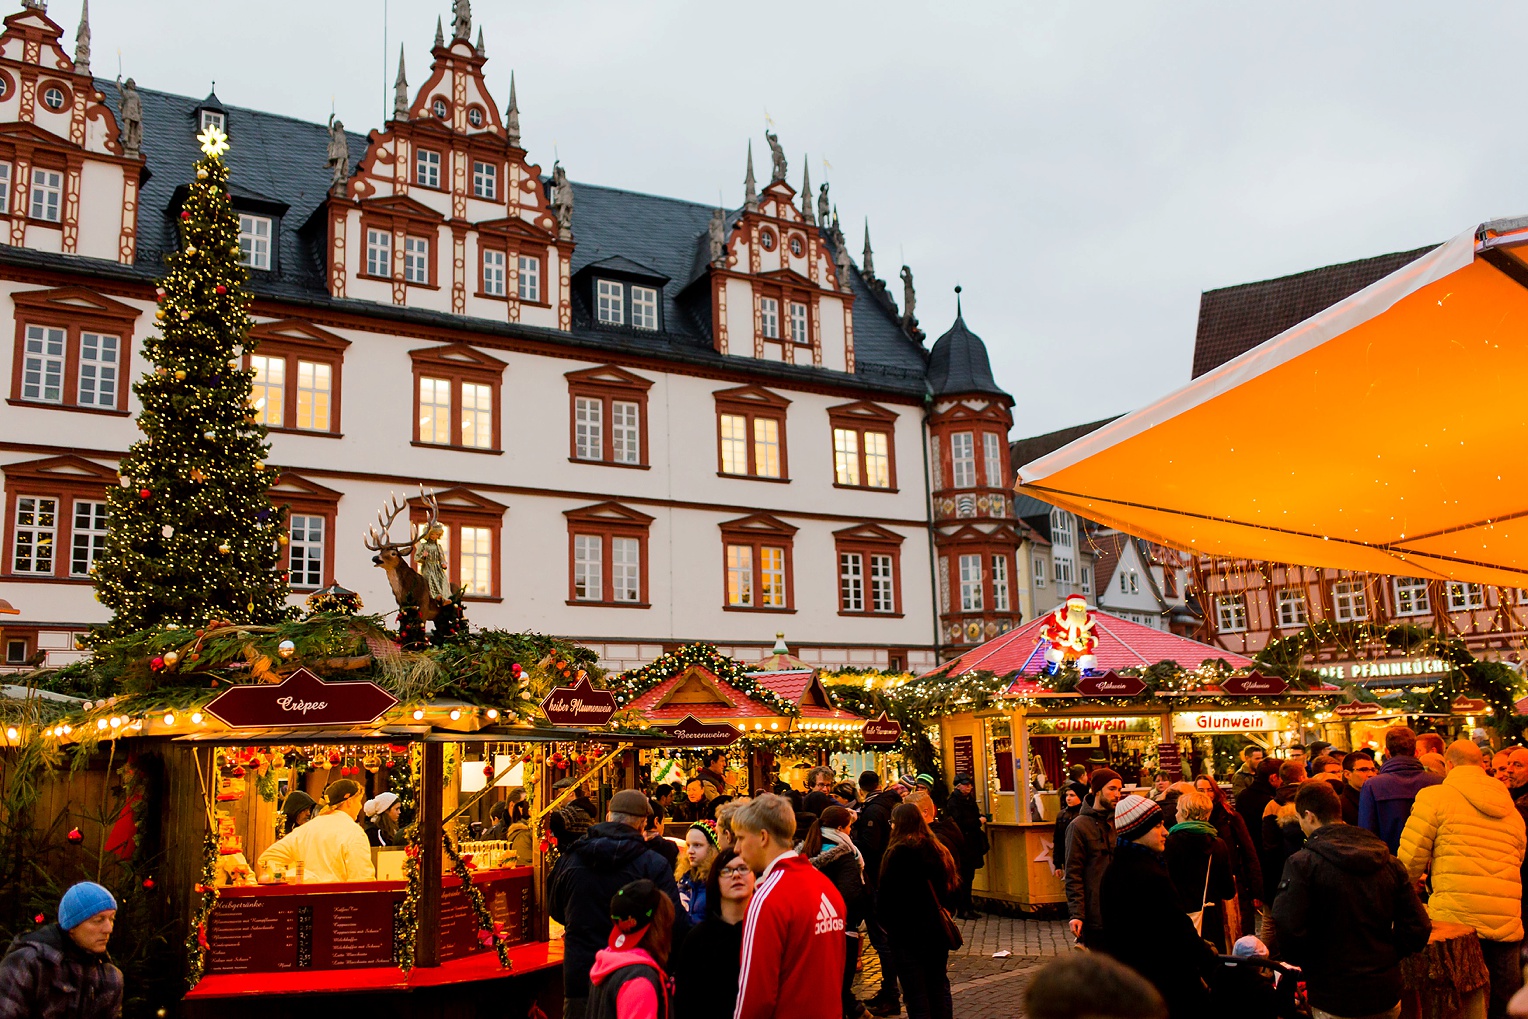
[549,762,990,1019]
[1053,725,1528,1019]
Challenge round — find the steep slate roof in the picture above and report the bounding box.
[1191,245,1437,378]
[67,82,930,394]
[927,313,1007,397]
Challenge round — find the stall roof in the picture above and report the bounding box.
[1016,223,1528,586]
[629,663,860,723]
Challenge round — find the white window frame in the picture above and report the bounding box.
[1080,565,1092,595]
[365,229,392,277]
[1050,509,1074,549]
[12,495,57,575]
[833,428,860,487]
[0,162,13,215]
[573,533,603,601]
[29,167,60,222]
[726,543,753,607]
[1332,581,1368,622]
[1054,556,1074,585]
[983,432,1003,487]
[574,396,603,461]
[1393,577,1431,617]
[759,297,779,339]
[199,109,225,133]
[950,432,976,488]
[288,513,324,589]
[1033,556,1047,588]
[1276,588,1308,627]
[415,148,441,189]
[758,545,786,608]
[70,499,107,578]
[1216,594,1248,633]
[631,286,658,331]
[870,554,895,613]
[788,301,808,343]
[238,214,272,270]
[482,248,506,297]
[472,160,497,199]
[840,552,864,613]
[458,526,493,596]
[992,554,1010,612]
[1447,582,1486,611]
[752,418,782,479]
[517,256,540,302]
[958,554,984,612]
[612,536,640,603]
[611,399,640,464]
[597,280,624,325]
[41,86,65,111]
[719,413,748,476]
[864,431,891,489]
[404,235,430,284]
[77,331,121,410]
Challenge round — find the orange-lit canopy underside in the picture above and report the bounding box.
[1017,225,1528,587]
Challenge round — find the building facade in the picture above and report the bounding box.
[0,2,1019,673]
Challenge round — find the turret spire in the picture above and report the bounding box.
[955,284,963,318]
[506,71,520,147]
[800,159,813,224]
[434,16,444,49]
[744,141,758,212]
[393,45,409,121]
[474,25,485,58]
[862,220,875,277]
[72,0,90,74]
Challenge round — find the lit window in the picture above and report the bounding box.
[753,417,780,478]
[950,432,975,488]
[472,160,496,199]
[573,534,602,601]
[789,301,808,343]
[631,286,658,330]
[12,496,56,574]
[366,229,391,277]
[992,555,1010,612]
[20,325,63,403]
[404,236,430,284]
[1447,582,1486,611]
[199,109,224,133]
[1394,577,1431,616]
[70,500,107,577]
[1277,588,1307,627]
[983,432,1003,487]
[833,428,860,487]
[759,546,786,607]
[517,256,540,302]
[29,168,60,222]
[461,382,493,449]
[840,553,864,612]
[574,396,603,460]
[249,354,285,427]
[719,414,748,475]
[1332,581,1368,622]
[0,162,12,214]
[288,514,324,588]
[597,280,624,325]
[726,544,753,606]
[415,149,441,188]
[458,526,492,595]
[42,87,64,111]
[612,400,640,464]
[959,554,983,612]
[1034,557,1047,588]
[865,432,891,489]
[77,333,118,409]
[760,297,779,339]
[482,249,506,296]
[295,360,331,431]
[1216,595,1247,632]
[612,537,641,602]
[418,376,452,444]
[238,214,271,270]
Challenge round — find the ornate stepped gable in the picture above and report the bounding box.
[0,2,139,262]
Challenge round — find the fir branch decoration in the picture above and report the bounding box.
[603,644,799,716]
[184,826,219,988]
[443,832,510,969]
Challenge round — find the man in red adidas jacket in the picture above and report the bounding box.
[732,793,847,1019]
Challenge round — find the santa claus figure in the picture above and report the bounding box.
[1040,594,1098,673]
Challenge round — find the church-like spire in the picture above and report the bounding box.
[506,71,520,147]
[393,45,409,121]
[474,25,485,58]
[862,219,875,278]
[72,0,90,75]
[800,159,814,224]
[434,16,444,49]
[744,141,758,212]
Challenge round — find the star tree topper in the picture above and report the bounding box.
[196,123,230,159]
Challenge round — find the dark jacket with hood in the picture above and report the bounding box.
[1235,773,1278,844]
[1358,754,1441,854]
[1164,822,1237,949]
[1273,822,1431,1017]
[1063,797,1115,935]
[945,788,988,868]
[1259,784,1305,902]
[1339,780,1362,826]
[1099,838,1217,1018]
[1053,802,1080,871]
[549,821,690,999]
[672,915,743,1019]
[0,923,123,1019]
[851,788,901,889]
[811,840,870,928]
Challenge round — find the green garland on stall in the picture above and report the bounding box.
[602,644,800,716]
[443,832,511,969]
[393,819,422,973]
[184,826,219,989]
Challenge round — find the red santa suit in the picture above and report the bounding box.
[734,851,847,1019]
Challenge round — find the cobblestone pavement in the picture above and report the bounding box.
[850,913,1072,1018]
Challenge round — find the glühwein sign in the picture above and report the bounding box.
[1450,695,1489,714]
[540,677,617,727]
[204,668,398,728]
[1074,671,1147,697]
[1221,672,1288,696]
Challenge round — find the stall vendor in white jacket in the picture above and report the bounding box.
[257,779,375,883]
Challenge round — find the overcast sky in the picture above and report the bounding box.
[79,1,1528,437]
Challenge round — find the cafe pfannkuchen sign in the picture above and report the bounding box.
[204,668,399,728]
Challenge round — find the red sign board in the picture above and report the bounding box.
[204,668,398,729]
[654,714,742,746]
[1451,695,1489,714]
[862,712,902,746]
[1075,671,1147,697]
[540,677,617,727]
[1221,672,1288,696]
[1333,700,1382,719]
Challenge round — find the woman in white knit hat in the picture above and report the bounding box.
[360,791,402,847]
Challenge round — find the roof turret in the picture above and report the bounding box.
[926,287,1008,397]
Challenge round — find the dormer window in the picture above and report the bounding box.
[199,109,224,133]
[788,234,805,257]
[578,258,670,332]
[415,149,441,189]
[597,280,624,326]
[631,287,658,331]
[238,214,271,270]
[42,87,65,111]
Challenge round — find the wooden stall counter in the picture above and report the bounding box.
[972,821,1066,909]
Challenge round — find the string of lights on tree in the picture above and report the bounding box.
[601,643,800,716]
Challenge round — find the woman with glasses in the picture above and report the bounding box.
[673,848,755,1019]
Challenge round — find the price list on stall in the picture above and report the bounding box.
[207,896,299,973]
[439,870,534,961]
[206,887,403,975]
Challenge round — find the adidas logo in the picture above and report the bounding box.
[814,893,845,935]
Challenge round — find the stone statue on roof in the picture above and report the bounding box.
[708,209,726,269]
[765,130,787,184]
[452,0,471,40]
[900,265,918,332]
[817,183,830,230]
[326,114,349,190]
[835,240,853,294]
[115,76,141,158]
[552,162,574,239]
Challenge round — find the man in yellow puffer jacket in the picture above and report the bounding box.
[1398,740,1526,1019]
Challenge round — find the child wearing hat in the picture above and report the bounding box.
[0,882,122,1018]
[587,879,675,1019]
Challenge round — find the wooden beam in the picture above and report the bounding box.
[416,740,444,968]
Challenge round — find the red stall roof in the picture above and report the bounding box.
[628,664,857,722]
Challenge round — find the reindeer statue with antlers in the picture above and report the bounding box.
[363,488,446,622]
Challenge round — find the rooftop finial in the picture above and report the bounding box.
[20,0,45,11]
[452,0,471,41]
[434,15,444,48]
[772,632,788,654]
[800,158,813,224]
[474,25,485,58]
[954,284,963,318]
[744,141,758,212]
[506,71,520,147]
[862,219,875,278]
[393,45,409,121]
[73,0,90,75]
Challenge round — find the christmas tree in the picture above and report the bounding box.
[90,125,292,640]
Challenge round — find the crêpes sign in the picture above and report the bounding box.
[204,668,398,728]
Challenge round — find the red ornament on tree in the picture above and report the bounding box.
[483,764,494,779]
[138,488,151,499]
[231,766,245,778]
[66,827,83,844]
[33,913,44,924]
[180,210,191,220]
[150,656,165,671]
[143,877,155,889]
[215,285,226,294]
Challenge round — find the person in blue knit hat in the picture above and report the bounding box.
[0,881,123,1018]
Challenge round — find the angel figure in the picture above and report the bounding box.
[415,523,452,604]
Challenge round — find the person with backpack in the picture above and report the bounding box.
[587,879,675,1019]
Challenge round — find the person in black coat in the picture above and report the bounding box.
[1098,795,1217,1019]
[853,771,905,1016]
[1163,791,1237,951]
[805,806,871,1019]
[673,848,754,1019]
[1052,786,1082,876]
[1194,777,1262,937]
[944,774,988,919]
[1234,758,1282,842]
[877,803,960,1019]
[548,790,692,1015]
